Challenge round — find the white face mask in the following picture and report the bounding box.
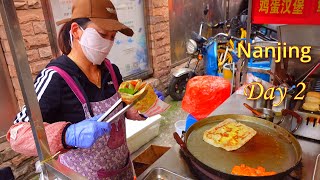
[70,27,114,65]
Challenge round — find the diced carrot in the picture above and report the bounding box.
[130,81,138,86]
[231,164,276,176]
[264,171,276,175]
[256,169,262,175]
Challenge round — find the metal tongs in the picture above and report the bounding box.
[97,90,148,123]
[313,154,320,180]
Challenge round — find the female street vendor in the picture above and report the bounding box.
[6,0,147,179]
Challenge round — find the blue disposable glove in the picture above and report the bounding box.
[65,115,111,148]
[155,89,165,101]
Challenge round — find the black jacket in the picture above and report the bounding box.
[14,55,123,124]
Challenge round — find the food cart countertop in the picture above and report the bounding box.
[138,94,320,180]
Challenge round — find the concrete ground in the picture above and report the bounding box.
[131,95,188,158]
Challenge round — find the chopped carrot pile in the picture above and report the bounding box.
[231,164,276,176]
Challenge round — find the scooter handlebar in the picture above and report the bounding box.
[211,33,229,39]
[191,31,207,44]
[228,36,242,42]
[207,34,245,45]
[207,21,228,29]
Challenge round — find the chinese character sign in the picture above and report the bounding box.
[252,0,320,24]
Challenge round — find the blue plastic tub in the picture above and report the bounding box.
[185,114,198,131]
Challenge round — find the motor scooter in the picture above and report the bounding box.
[168,5,226,101]
[168,32,242,100]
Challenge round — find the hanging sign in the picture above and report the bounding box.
[252,0,320,24]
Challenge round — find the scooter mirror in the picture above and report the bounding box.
[203,4,209,15]
[240,15,247,23]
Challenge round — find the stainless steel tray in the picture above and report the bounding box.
[143,167,191,180]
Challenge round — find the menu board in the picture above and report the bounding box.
[49,0,73,34]
[49,0,149,77]
[108,0,149,77]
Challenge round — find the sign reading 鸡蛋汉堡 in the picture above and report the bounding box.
[252,0,320,24]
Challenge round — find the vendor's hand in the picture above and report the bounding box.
[65,115,111,148]
[126,107,147,121]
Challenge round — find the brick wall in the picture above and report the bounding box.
[0,0,50,179]
[1,0,52,109]
[145,0,171,90]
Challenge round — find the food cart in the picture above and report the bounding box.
[139,0,320,179]
[0,0,155,178]
[1,0,319,179]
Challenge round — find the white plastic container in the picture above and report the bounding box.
[126,115,161,153]
[175,120,186,137]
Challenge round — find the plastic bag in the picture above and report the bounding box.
[182,76,231,120]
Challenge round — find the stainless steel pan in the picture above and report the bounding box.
[174,114,302,179]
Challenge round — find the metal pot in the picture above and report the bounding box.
[253,108,275,122]
[174,114,302,179]
[253,109,302,133]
